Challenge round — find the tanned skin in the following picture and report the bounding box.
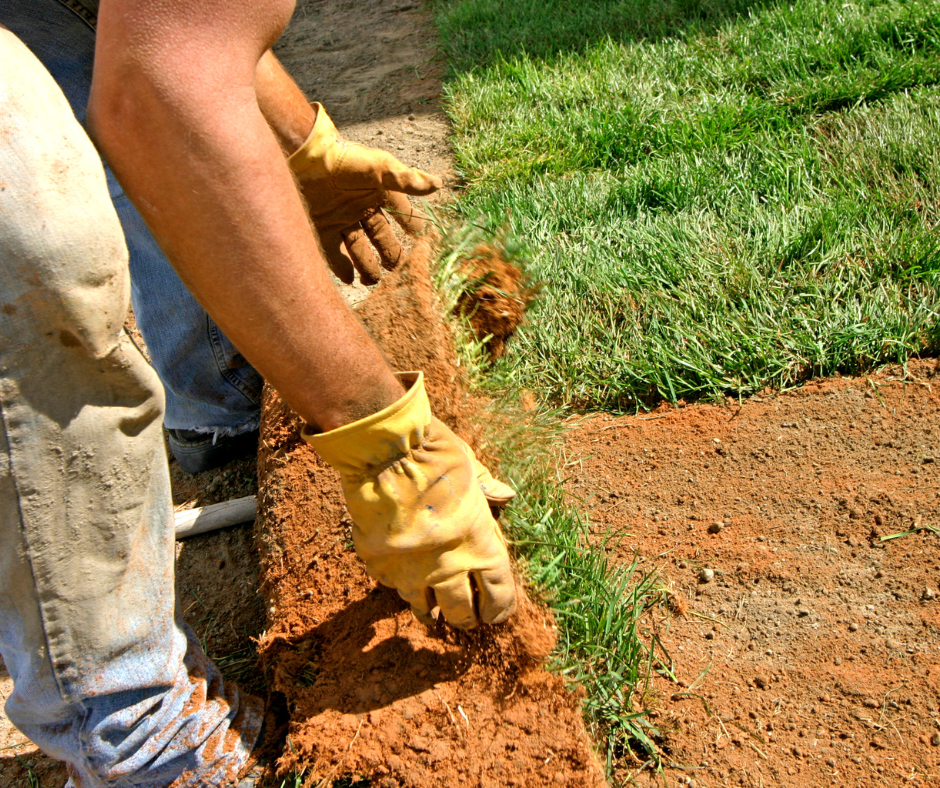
[89,0,405,432]
[255,50,317,155]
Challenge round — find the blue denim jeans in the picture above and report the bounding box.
[0,17,261,788]
[0,0,264,438]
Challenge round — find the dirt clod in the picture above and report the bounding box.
[455,244,536,360]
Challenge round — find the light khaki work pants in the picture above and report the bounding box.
[0,26,260,787]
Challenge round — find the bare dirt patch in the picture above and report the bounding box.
[563,361,940,787]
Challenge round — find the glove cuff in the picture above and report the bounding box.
[301,372,429,475]
[288,102,338,181]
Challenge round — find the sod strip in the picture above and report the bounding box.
[434,0,940,410]
[434,229,667,773]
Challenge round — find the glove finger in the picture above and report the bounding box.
[456,438,517,505]
[317,227,356,285]
[384,190,427,236]
[397,586,435,626]
[342,223,382,285]
[380,157,443,196]
[343,144,443,196]
[362,209,403,271]
[432,574,479,630]
[473,457,517,506]
[474,568,517,625]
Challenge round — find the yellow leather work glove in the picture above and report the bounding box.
[301,373,517,629]
[289,104,442,286]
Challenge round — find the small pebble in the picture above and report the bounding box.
[848,622,859,632]
[678,561,688,569]
[708,521,724,534]
[923,588,936,601]
[698,568,715,584]
[933,733,940,747]
[834,657,842,666]
[408,113,416,121]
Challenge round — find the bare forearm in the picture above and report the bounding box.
[256,50,315,155]
[90,0,403,430]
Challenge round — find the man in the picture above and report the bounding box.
[2,0,441,476]
[0,0,517,784]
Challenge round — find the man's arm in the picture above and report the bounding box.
[255,50,316,154]
[89,0,404,430]
[89,0,517,628]
[252,49,442,285]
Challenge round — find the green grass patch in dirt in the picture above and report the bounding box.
[434,0,940,410]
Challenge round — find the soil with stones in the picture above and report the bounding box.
[563,361,940,788]
[254,241,605,788]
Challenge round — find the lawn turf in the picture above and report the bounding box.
[434,0,940,410]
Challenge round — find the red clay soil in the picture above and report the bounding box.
[454,244,538,360]
[563,362,940,788]
[254,241,605,788]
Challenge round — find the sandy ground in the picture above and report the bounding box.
[564,360,940,787]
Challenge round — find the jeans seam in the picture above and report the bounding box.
[205,317,262,406]
[50,0,96,31]
[0,389,73,706]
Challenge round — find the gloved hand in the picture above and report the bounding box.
[301,372,517,629]
[289,104,442,286]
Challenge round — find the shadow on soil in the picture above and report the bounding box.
[263,589,471,717]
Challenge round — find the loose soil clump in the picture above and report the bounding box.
[255,242,604,787]
[563,362,940,787]
[454,244,537,360]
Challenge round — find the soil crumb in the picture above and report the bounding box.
[356,238,471,438]
[255,242,604,787]
[455,243,536,360]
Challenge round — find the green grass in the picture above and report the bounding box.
[491,412,667,772]
[434,227,669,774]
[434,0,940,410]
[429,0,940,781]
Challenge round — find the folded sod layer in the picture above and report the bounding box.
[254,240,605,788]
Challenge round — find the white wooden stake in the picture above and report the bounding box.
[174,495,257,539]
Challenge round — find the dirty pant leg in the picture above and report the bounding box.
[0,29,261,787]
[0,0,264,436]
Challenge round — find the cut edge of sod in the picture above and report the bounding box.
[433,220,670,780]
